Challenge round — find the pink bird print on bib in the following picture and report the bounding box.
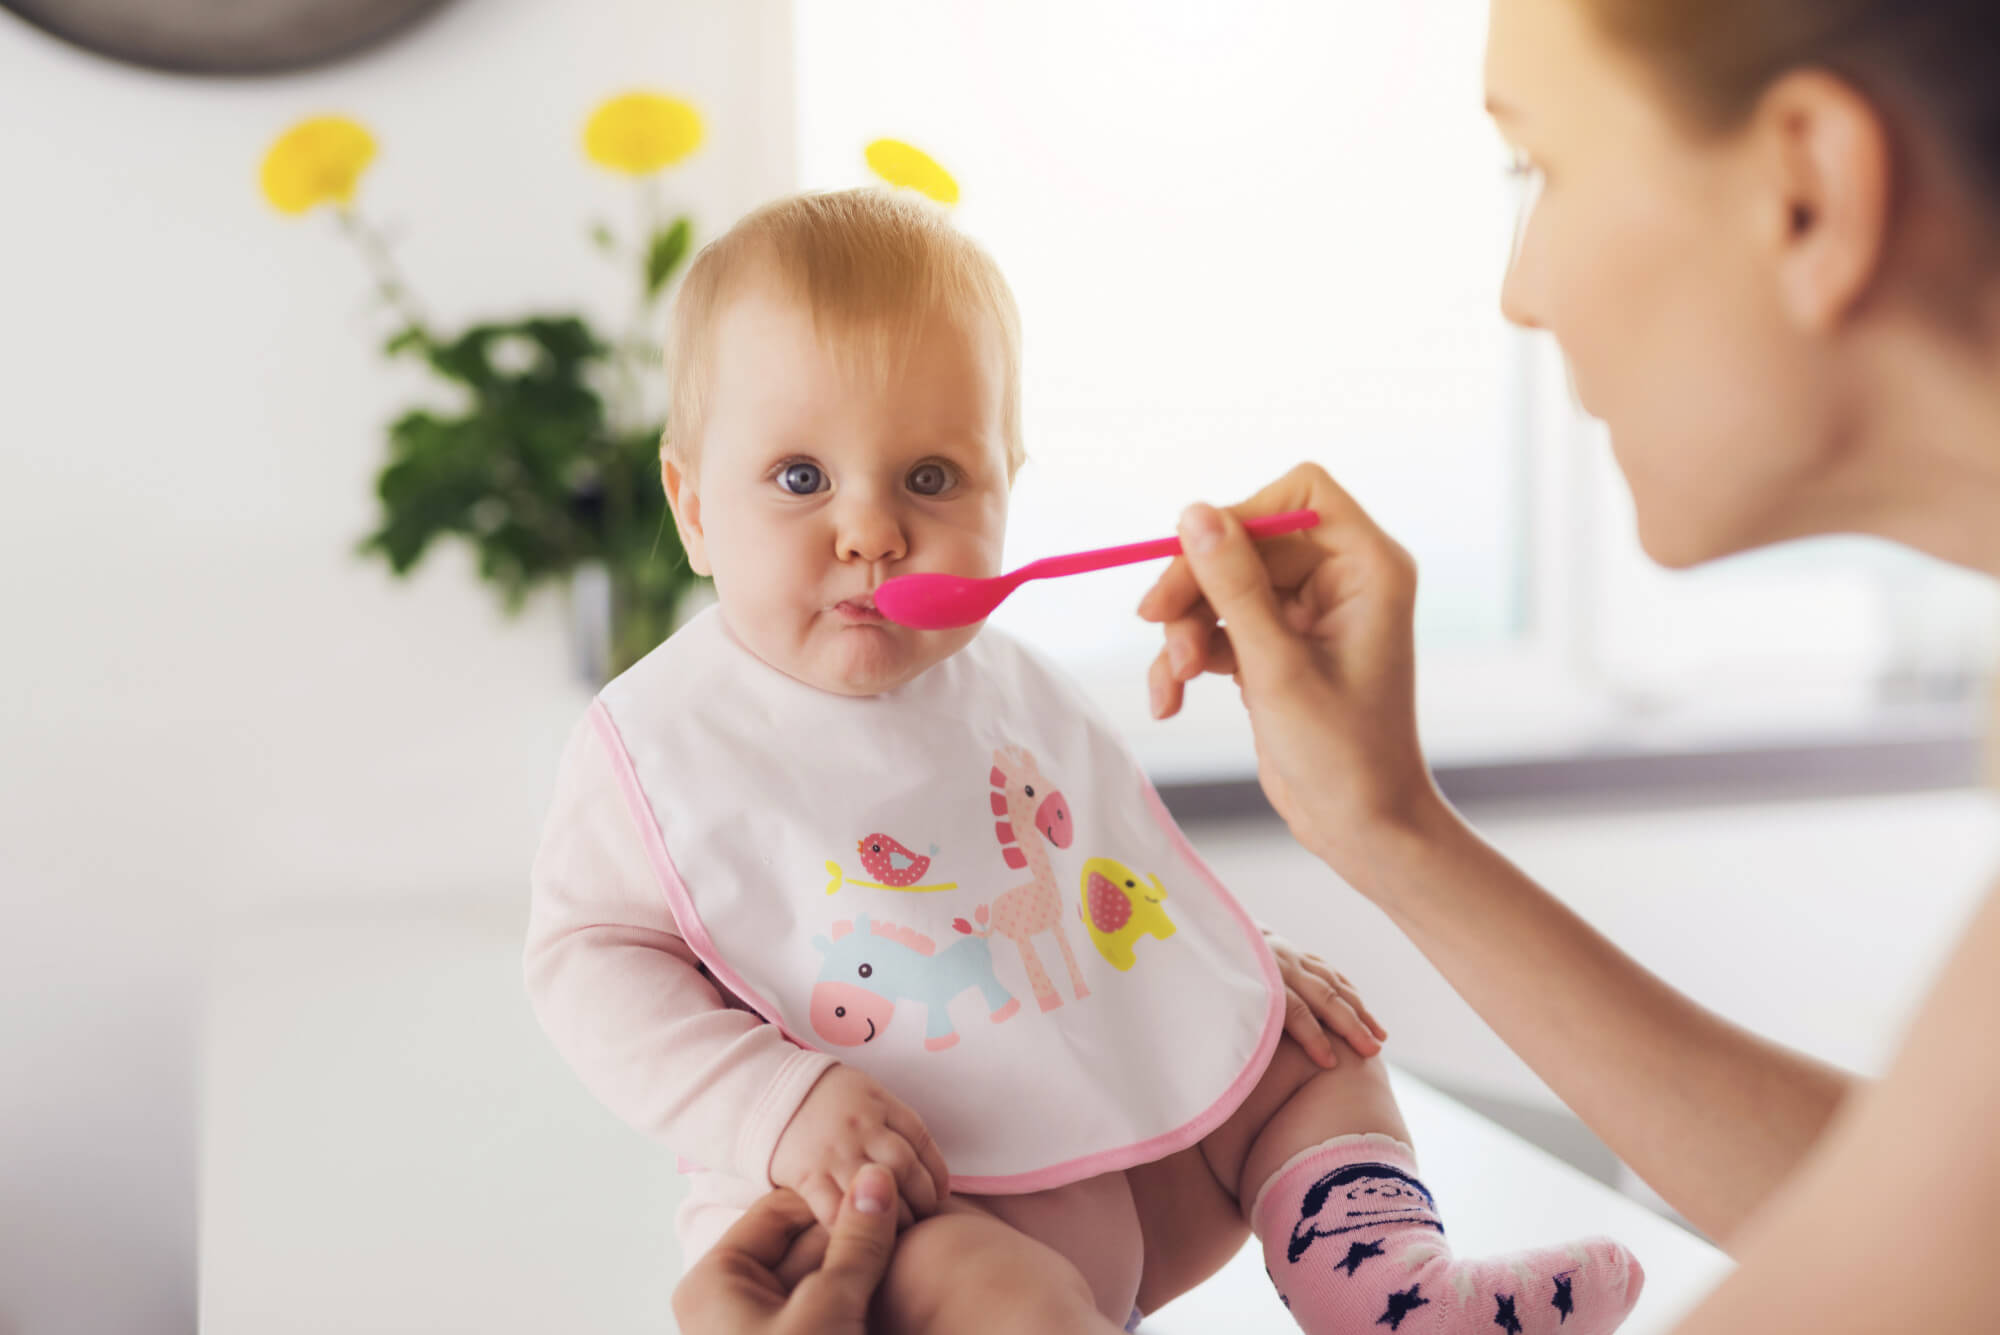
[857,832,931,886]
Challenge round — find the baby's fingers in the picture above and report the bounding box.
[1310,960,1388,1042]
[1283,985,1339,1068]
[795,1172,848,1231]
[867,1129,939,1218]
[1300,970,1382,1056]
[883,1100,950,1208]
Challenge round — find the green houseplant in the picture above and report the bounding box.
[259,95,710,681]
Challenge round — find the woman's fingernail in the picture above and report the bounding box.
[1149,679,1168,718]
[1168,641,1192,676]
[853,1166,892,1214]
[1179,504,1221,555]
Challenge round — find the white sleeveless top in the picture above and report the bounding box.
[593,605,1282,1193]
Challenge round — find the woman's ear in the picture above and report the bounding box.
[1758,70,1894,332]
[661,456,712,577]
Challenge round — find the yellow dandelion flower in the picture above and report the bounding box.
[260,115,377,216]
[584,92,705,176]
[864,139,959,206]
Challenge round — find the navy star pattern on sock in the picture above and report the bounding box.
[1552,1274,1575,1323]
[1494,1292,1524,1333]
[1336,1240,1386,1277]
[1377,1285,1430,1330]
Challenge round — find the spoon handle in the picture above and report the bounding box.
[1025,508,1320,581]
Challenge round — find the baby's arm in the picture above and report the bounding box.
[524,711,838,1185]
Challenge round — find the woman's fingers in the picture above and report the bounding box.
[703,1186,818,1272]
[791,1164,900,1332]
[773,1220,831,1289]
[1164,603,1220,680]
[1138,463,1385,624]
[1168,504,1302,671]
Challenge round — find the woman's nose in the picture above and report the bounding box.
[1499,252,1544,331]
[1499,219,1545,331]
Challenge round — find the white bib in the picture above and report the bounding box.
[595,605,1282,1193]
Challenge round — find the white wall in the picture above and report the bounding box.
[0,4,794,1330]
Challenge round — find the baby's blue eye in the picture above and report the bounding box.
[778,462,825,495]
[909,462,953,496]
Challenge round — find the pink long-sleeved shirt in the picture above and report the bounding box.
[523,710,838,1184]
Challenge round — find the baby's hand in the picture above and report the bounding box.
[1265,927,1388,1068]
[770,1065,950,1229]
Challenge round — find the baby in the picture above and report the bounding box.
[525,188,1643,1334]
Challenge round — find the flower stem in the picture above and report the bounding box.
[335,206,430,335]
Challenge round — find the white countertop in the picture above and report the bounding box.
[201,901,1727,1333]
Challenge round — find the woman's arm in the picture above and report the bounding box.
[1668,880,2000,1330]
[1364,799,1857,1244]
[1139,464,1858,1245]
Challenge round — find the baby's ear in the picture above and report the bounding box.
[660,455,711,577]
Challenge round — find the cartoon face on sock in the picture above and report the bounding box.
[1287,1162,1443,1264]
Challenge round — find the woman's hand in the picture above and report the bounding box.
[1265,926,1387,1067]
[671,1164,898,1335]
[1138,463,1448,895]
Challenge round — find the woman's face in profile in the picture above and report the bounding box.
[1484,0,1859,570]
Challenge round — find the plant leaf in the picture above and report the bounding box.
[644,217,693,302]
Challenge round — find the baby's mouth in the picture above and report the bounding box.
[834,595,885,622]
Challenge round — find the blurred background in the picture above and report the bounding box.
[2,1,1996,1331]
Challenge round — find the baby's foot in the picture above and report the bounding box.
[1251,1134,1644,1334]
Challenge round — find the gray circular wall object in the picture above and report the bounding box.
[2,0,459,76]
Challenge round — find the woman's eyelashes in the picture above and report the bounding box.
[769,457,961,498]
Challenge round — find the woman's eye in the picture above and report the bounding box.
[908,462,955,496]
[778,462,826,495]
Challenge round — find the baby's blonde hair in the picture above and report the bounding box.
[663,188,1024,478]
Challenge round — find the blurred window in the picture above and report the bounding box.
[793,0,1998,778]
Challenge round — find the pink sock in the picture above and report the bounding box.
[1250,1134,1644,1334]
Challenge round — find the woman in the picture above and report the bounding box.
[681,0,2000,1328]
[1139,0,2000,1330]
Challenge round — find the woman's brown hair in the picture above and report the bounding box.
[1578,2,2000,206]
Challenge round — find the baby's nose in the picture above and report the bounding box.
[836,507,908,564]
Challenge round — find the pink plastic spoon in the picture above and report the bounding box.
[872,508,1321,630]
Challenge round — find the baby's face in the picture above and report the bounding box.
[666,281,1011,696]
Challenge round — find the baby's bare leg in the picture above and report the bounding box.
[871,1198,1126,1335]
[1204,1032,1408,1209]
[1121,1033,1398,1317]
[1126,1144,1248,1315]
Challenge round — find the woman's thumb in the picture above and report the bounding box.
[811,1164,898,1311]
[1177,504,1290,652]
